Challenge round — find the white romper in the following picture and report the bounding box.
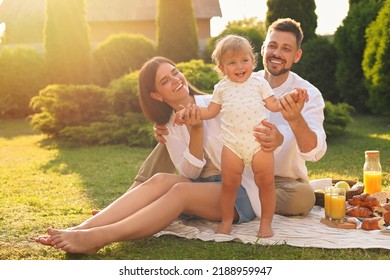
[211,75,274,165]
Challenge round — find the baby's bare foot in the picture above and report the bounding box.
[216,221,232,235]
[257,220,273,238]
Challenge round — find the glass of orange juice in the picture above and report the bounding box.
[324,186,332,220]
[330,187,346,223]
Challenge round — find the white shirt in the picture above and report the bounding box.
[164,71,327,217]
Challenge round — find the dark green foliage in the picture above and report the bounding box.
[265,0,317,42]
[293,37,340,103]
[204,18,266,71]
[323,101,354,137]
[177,60,219,93]
[30,84,109,136]
[156,0,198,62]
[91,34,156,86]
[106,71,142,116]
[0,47,46,118]
[44,0,90,84]
[362,0,390,116]
[59,113,155,147]
[333,0,383,113]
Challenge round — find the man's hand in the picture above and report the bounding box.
[280,89,306,122]
[253,120,283,152]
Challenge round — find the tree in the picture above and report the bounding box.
[333,0,383,112]
[156,0,198,62]
[44,0,90,84]
[362,0,390,115]
[265,0,317,42]
[293,37,339,103]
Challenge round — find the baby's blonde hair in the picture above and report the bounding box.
[211,34,256,71]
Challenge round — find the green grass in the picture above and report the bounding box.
[0,115,389,260]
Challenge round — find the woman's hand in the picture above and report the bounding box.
[176,103,203,129]
[253,120,283,152]
[153,123,169,144]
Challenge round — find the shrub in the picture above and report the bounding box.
[0,47,46,118]
[176,60,219,92]
[59,113,155,147]
[324,101,354,137]
[106,70,142,116]
[91,33,156,86]
[30,84,109,135]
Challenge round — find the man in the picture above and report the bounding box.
[128,18,327,216]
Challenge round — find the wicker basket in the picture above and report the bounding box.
[314,179,364,207]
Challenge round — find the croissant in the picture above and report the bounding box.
[384,211,390,225]
[347,193,380,207]
[346,206,373,218]
[361,217,385,230]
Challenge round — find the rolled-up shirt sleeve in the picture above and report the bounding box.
[164,119,206,179]
[298,89,327,162]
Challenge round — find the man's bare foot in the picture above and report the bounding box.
[215,221,232,235]
[47,227,103,255]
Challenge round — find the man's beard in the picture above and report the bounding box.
[263,57,291,76]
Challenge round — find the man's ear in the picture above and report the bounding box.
[150,92,163,102]
[294,49,303,63]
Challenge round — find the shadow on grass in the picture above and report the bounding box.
[0,118,40,138]
[38,136,151,208]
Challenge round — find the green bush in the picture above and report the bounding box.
[30,84,109,135]
[59,113,155,147]
[324,101,354,137]
[0,47,46,118]
[91,34,156,86]
[107,70,142,116]
[177,60,219,93]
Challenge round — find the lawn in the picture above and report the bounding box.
[0,115,389,260]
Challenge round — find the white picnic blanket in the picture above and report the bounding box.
[155,205,390,249]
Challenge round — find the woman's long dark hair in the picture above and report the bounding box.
[138,56,204,125]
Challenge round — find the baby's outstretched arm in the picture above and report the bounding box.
[288,87,309,103]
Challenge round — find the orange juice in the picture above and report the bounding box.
[324,190,332,219]
[330,196,346,221]
[363,171,382,194]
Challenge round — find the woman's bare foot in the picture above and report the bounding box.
[215,221,232,235]
[35,235,54,246]
[47,227,103,255]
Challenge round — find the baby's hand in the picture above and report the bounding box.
[174,105,187,126]
[289,87,309,103]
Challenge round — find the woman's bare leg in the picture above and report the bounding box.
[216,147,243,235]
[252,150,275,238]
[35,173,189,245]
[47,181,228,254]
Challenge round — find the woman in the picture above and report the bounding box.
[35,57,260,254]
